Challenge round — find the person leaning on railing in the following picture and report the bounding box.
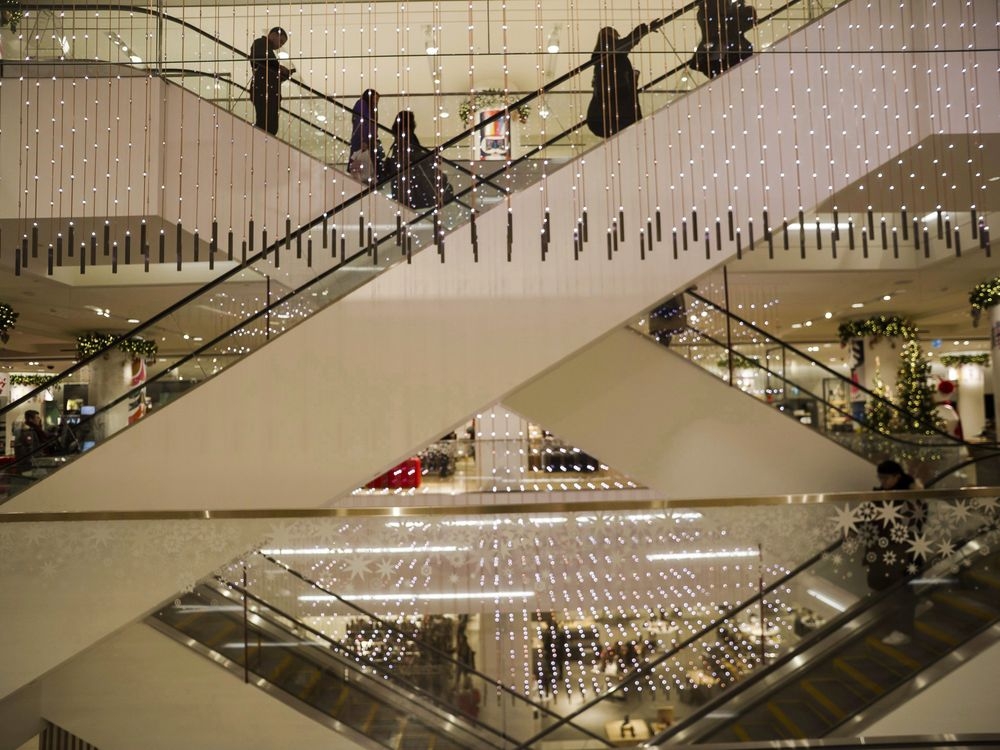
[586,21,658,138]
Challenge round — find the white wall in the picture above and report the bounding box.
[505,329,874,498]
[860,639,1000,736]
[20,624,364,750]
[0,518,273,702]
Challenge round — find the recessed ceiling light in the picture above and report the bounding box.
[882,294,892,301]
[851,302,864,309]
[127,318,140,324]
[824,312,833,319]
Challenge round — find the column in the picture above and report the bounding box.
[992,305,1000,432]
[475,406,530,491]
[956,362,986,440]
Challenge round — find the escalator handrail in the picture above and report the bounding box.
[652,514,1000,744]
[926,447,1000,488]
[683,288,972,449]
[251,551,615,746]
[163,581,513,749]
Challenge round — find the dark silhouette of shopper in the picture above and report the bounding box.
[249,27,294,134]
[586,22,656,138]
[14,410,56,463]
[385,110,451,208]
[349,89,383,182]
[690,0,758,79]
[864,459,926,646]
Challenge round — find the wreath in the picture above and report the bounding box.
[939,353,990,368]
[969,274,1000,326]
[457,89,531,124]
[0,303,19,344]
[78,332,158,362]
[837,315,918,346]
[1,0,23,32]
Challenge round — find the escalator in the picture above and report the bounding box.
[661,531,1000,743]
[4,0,988,517]
[151,571,613,749]
[152,582,509,750]
[641,289,992,485]
[501,491,1000,748]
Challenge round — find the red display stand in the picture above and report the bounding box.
[364,457,422,489]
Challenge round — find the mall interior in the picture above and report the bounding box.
[0,0,999,748]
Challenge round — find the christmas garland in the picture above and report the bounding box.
[939,353,990,368]
[457,89,531,124]
[0,303,19,344]
[969,274,1000,325]
[10,373,56,388]
[717,354,760,370]
[77,332,158,361]
[837,315,918,345]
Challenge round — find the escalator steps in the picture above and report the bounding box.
[768,699,829,738]
[800,678,867,722]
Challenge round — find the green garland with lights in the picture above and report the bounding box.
[10,373,56,388]
[457,89,531,124]
[969,274,1000,326]
[939,353,990,368]
[837,315,918,345]
[895,339,943,434]
[0,303,19,344]
[717,354,760,370]
[77,332,158,361]
[1,0,23,32]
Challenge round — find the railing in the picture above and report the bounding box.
[152,579,516,750]
[219,551,616,748]
[634,288,990,487]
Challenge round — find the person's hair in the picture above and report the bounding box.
[269,26,288,41]
[594,26,619,53]
[392,110,416,138]
[361,88,379,108]
[876,459,904,476]
[25,409,39,420]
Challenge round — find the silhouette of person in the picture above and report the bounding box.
[690,0,758,79]
[586,22,656,137]
[349,89,383,182]
[249,27,294,134]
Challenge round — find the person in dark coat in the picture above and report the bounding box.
[586,22,655,138]
[865,459,926,646]
[14,409,56,463]
[249,27,294,134]
[384,110,440,208]
[690,0,758,79]
[349,89,383,181]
